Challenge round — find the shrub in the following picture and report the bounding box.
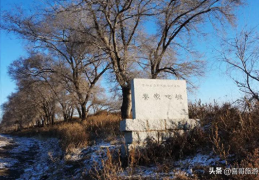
[125,101,259,178]
[129,127,208,166]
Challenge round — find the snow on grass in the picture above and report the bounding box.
[1,133,122,179]
[0,135,18,170]
[119,152,225,179]
[82,142,121,171]
[176,153,223,168]
[0,134,226,179]
[173,152,226,176]
[0,158,19,169]
[18,138,63,180]
[0,135,12,148]
[28,140,121,179]
[10,137,39,154]
[65,141,121,173]
[65,141,120,162]
[0,134,64,179]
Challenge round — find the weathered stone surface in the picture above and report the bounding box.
[124,131,173,144]
[120,79,199,156]
[120,118,166,131]
[120,118,199,131]
[131,79,189,120]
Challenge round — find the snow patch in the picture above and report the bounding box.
[119,152,225,179]
[0,134,227,179]
[0,135,13,148]
[0,158,19,169]
[18,138,63,180]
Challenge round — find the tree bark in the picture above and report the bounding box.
[76,106,82,119]
[63,111,68,122]
[81,103,87,120]
[121,86,132,119]
[51,114,54,125]
[151,73,158,79]
[70,109,74,120]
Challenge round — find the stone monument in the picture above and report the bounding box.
[120,78,198,154]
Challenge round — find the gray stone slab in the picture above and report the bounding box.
[120,118,199,131]
[120,79,199,156]
[124,131,173,144]
[131,79,189,120]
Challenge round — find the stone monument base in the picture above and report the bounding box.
[120,118,199,156]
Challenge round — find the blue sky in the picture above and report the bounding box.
[189,0,259,103]
[1,0,259,118]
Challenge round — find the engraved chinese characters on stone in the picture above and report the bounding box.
[154,93,160,100]
[175,94,183,100]
[165,95,172,100]
[132,79,188,120]
[142,84,180,88]
[142,93,184,101]
[142,93,149,100]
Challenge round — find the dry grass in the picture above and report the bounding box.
[10,122,89,151]
[128,127,208,167]
[82,111,122,142]
[8,111,121,152]
[108,101,259,179]
[190,101,259,179]
[90,148,124,180]
[3,101,259,179]
[207,103,259,163]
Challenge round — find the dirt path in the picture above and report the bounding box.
[0,135,40,179]
[0,134,120,179]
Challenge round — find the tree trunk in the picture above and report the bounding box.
[41,117,45,127]
[51,114,54,125]
[77,106,82,119]
[151,64,158,79]
[121,86,132,119]
[70,109,74,120]
[63,111,68,122]
[81,103,87,120]
[37,120,41,127]
[151,73,158,79]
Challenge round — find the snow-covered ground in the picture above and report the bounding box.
[0,134,121,179]
[118,152,225,179]
[0,135,12,148]
[0,134,62,179]
[0,135,16,169]
[0,134,224,179]
[20,140,122,179]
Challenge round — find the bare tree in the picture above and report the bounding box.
[31,82,57,126]
[73,0,154,119]
[2,0,243,119]
[142,0,242,80]
[1,88,44,130]
[8,54,57,124]
[71,0,242,118]
[220,29,259,102]
[2,7,110,120]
